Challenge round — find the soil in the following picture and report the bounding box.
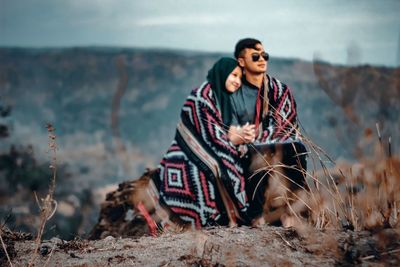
[2,226,399,266]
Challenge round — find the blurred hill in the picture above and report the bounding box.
[0,47,398,239]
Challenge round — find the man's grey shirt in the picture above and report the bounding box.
[230,79,259,126]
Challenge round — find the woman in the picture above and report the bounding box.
[90,58,254,239]
[153,57,253,229]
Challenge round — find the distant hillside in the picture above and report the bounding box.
[0,47,398,238]
[0,48,400,176]
[1,47,399,180]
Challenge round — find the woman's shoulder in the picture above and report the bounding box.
[189,81,213,100]
[190,81,211,94]
[185,81,218,111]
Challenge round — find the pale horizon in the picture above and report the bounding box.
[1,0,399,67]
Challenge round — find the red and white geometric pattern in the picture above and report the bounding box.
[158,82,248,227]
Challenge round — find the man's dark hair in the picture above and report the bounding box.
[234,38,262,59]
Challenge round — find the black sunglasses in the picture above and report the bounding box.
[251,52,269,62]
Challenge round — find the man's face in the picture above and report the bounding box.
[238,43,268,75]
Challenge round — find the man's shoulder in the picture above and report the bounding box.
[268,75,287,86]
[267,75,292,92]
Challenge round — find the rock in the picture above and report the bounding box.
[88,170,157,240]
[50,237,63,245]
[104,235,115,242]
[39,244,51,256]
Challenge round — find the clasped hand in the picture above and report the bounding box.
[228,123,256,145]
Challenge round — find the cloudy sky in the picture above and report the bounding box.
[1,0,399,66]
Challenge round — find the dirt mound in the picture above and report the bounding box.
[4,226,400,266]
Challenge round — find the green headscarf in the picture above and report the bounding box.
[206,57,239,128]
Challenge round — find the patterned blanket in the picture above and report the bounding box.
[156,82,249,228]
[257,75,298,142]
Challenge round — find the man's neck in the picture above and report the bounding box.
[245,73,264,88]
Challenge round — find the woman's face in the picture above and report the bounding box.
[225,66,242,93]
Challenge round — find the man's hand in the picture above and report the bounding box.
[228,123,256,145]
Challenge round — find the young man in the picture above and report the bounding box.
[229,38,305,224]
[229,38,298,142]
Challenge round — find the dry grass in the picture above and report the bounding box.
[302,125,398,231]
[197,95,399,233]
[28,124,58,267]
[306,61,399,230]
[223,82,399,233]
[252,122,399,233]
[241,117,399,264]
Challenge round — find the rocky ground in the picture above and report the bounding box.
[2,225,400,266]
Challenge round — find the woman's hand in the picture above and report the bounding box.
[228,123,256,145]
[241,123,256,143]
[228,126,242,145]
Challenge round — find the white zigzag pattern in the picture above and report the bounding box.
[166,150,187,161]
[190,163,218,224]
[182,105,194,125]
[159,165,165,182]
[279,95,292,120]
[234,162,243,173]
[215,126,231,147]
[207,180,216,200]
[219,151,240,168]
[266,117,275,142]
[194,83,213,109]
[180,215,195,225]
[159,149,187,182]
[194,89,230,161]
[277,79,283,98]
[161,159,218,226]
[216,151,234,163]
[165,198,216,226]
[269,76,274,89]
[226,168,241,198]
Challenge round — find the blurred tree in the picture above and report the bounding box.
[0,102,11,138]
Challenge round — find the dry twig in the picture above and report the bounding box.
[28,124,58,267]
[0,230,13,267]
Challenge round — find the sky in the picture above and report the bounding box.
[1,0,399,67]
